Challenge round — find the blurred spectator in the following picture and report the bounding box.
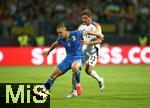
[36,35,45,46]
[17,33,29,46]
[124,5,137,34]
[104,0,123,22]
[138,35,148,46]
[0,0,149,46]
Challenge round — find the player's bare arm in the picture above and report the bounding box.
[83,38,102,45]
[86,31,104,40]
[82,30,104,45]
[44,41,58,55]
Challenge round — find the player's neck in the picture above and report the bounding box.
[86,20,92,25]
[66,31,70,39]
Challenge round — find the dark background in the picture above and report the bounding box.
[0,0,150,46]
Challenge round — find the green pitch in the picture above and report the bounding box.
[0,65,150,108]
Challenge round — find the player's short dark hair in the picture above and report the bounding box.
[56,23,66,29]
[81,9,92,17]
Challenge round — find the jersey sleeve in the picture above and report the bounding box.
[78,25,82,30]
[77,30,83,38]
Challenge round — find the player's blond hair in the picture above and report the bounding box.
[56,23,66,29]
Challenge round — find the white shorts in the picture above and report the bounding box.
[84,52,97,67]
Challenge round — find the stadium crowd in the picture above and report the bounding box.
[0,0,150,46]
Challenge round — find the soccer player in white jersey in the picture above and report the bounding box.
[67,9,105,98]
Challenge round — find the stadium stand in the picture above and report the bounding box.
[0,0,149,46]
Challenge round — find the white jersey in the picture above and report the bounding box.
[78,22,102,66]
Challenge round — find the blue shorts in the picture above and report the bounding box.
[57,56,82,74]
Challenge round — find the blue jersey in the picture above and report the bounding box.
[56,30,83,57]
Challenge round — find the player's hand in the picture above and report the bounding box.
[83,41,91,45]
[85,30,92,35]
[43,50,49,57]
[100,34,104,40]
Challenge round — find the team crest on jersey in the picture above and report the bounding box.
[72,36,76,41]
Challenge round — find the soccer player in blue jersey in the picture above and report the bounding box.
[33,23,95,98]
